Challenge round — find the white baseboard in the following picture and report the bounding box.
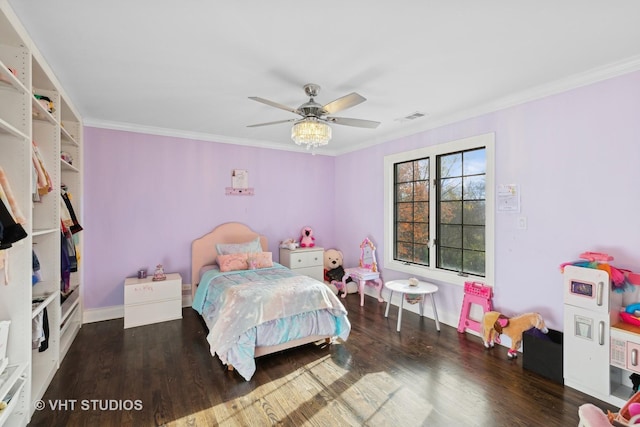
[182,293,192,308]
[362,285,471,333]
[83,305,123,324]
[84,286,471,339]
[83,296,193,324]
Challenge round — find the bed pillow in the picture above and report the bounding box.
[248,252,273,269]
[215,237,262,255]
[216,253,249,272]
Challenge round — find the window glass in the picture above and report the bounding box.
[384,133,494,285]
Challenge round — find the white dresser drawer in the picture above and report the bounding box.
[289,251,322,268]
[124,298,182,329]
[280,248,323,268]
[280,247,324,281]
[125,273,181,305]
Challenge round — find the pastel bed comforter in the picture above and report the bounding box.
[192,263,351,380]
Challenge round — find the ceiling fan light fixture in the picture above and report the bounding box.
[291,118,332,150]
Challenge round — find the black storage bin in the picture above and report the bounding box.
[523,328,563,384]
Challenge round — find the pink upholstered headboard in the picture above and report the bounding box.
[191,222,268,297]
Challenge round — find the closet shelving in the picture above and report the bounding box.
[58,95,82,360]
[0,362,27,426]
[0,2,83,425]
[30,56,63,408]
[0,5,33,424]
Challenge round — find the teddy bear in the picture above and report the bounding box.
[323,249,358,295]
[300,226,315,247]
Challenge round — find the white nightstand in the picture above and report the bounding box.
[124,273,182,329]
[279,247,324,281]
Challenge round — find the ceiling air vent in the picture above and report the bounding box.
[395,111,427,123]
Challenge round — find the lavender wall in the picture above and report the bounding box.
[334,70,640,329]
[83,130,335,310]
[84,69,640,331]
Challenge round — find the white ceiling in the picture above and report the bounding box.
[8,1,640,155]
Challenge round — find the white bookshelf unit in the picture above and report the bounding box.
[0,2,83,425]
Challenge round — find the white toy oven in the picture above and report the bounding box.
[563,265,625,406]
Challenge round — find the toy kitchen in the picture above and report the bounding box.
[563,254,640,408]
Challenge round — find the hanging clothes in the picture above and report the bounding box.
[0,198,27,250]
[60,229,71,293]
[31,141,52,198]
[0,167,28,285]
[32,309,44,349]
[0,196,27,285]
[32,249,42,285]
[0,166,26,225]
[61,187,82,234]
[59,197,74,229]
[0,166,28,253]
[31,306,49,352]
[39,308,49,352]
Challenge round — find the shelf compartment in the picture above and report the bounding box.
[60,126,78,147]
[609,365,634,408]
[60,286,80,325]
[0,363,27,404]
[31,228,58,237]
[31,293,57,320]
[60,303,79,336]
[0,60,28,95]
[60,158,79,173]
[31,96,56,126]
[0,371,26,426]
[31,350,56,404]
[0,116,29,141]
[60,303,80,361]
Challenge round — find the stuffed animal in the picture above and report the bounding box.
[300,226,315,247]
[323,249,357,295]
[279,238,298,250]
[482,311,548,359]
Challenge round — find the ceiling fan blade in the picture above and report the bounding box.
[248,96,300,115]
[325,116,380,129]
[321,92,366,114]
[247,118,297,128]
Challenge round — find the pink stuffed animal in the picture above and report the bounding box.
[629,402,640,418]
[300,226,315,247]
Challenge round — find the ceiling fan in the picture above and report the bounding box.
[247,83,380,129]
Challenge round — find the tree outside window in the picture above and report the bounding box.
[384,133,494,286]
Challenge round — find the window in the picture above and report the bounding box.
[384,133,495,286]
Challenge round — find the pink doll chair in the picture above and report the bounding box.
[341,238,384,306]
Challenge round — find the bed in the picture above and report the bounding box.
[191,222,351,380]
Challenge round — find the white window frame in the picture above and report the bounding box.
[383,132,495,287]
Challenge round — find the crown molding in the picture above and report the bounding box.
[85,55,640,157]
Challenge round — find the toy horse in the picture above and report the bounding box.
[482,311,548,359]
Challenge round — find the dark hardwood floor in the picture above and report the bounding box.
[30,295,619,426]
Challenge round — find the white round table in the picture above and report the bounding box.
[384,279,441,332]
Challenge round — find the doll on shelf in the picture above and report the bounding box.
[152,264,166,281]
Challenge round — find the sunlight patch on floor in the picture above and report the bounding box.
[299,356,432,425]
[311,370,432,426]
[171,355,432,426]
